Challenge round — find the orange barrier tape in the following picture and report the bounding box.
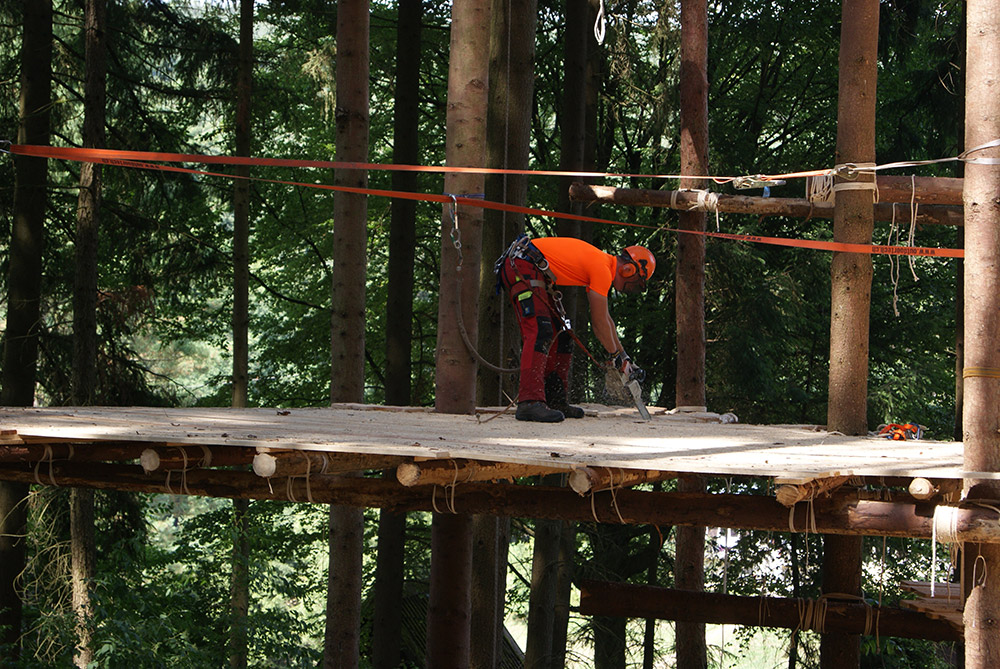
[4,144,963,258]
[8,143,733,182]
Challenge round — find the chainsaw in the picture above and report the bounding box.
[605,364,651,421]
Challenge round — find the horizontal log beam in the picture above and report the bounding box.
[577,581,961,642]
[1,442,148,462]
[253,450,404,478]
[0,463,997,542]
[140,445,257,472]
[874,175,963,206]
[568,467,676,495]
[569,183,964,226]
[775,476,851,507]
[396,458,568,487]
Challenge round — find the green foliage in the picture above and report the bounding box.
[0,0,970,665]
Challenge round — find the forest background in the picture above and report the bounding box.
[0,0,967,667]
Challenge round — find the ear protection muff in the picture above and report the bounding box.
[620,258,637,278]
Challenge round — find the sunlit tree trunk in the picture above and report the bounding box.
[962,2,1000,668]
[1,0,53,657]
[822,1,879,667]
[429,0,491,665]
[325,1,370,667]
[675,1,709,665]
[477,0,535,407]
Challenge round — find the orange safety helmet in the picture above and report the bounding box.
[620,245,656,285]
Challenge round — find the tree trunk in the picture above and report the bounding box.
[525,515,562,668]
[558,0,592,402]
[326,1,370,667]
[385,0,422,408]
[962,2,1000,667]
[324,500,365,668]
[1,0,53,656]
[477,0,536,407]
[429,0,491,663]
[823,3,879,665]
[69,1,106,665]
[827,0,879,436]
[434,0,489,415]
[471,514,510,669]
[229,498,250,669]
[228,3,253,668]
[427,513,475,668]
[675,478,706,669]
[371,476,406,669]
[551,519,575,668]
[675,0,708,411]
[676,1,708,663]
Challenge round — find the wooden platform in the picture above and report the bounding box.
[0,404,968,484]
[900,581,964,630]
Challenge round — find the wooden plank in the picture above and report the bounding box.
[0,406,968,482]
[579,581,962,641]
[901,581,963,601]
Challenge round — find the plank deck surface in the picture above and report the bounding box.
[0,405,968,482]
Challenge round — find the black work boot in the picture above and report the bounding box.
[516,401,565,423]
[544,374,585,419]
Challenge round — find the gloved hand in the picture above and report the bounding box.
[628,363,645,383]
[609,350,630,373]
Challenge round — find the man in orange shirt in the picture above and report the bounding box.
[496,235,655,422]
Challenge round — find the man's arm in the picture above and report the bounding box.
[587,290,623,356]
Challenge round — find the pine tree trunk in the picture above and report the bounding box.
[1,0,53,656]
[228,3,253,665]
[477,0,536,407]
[557,0,591,401]
[385,0,422,407]
[470,514,509,669]
[961,2,1000,667]
[524,515,562,668]
[325,1,370,667]
[675,1,708,663]
[69,2,105,665]
[371,498,406,668]
[826,0,879,436]
[429,0,491,661]
[822,2,879,666]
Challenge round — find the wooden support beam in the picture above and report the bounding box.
[567,467,676,495]
[577,581,962,642]
[775,476,851,507]
[875,176,963,206]
[253,450,403,478]
[1,442,147,462]
[2,463,1000,543]
[908,477,962,501]
[396,458,567,487]
[568,182,964,227]
[139,445,255,472]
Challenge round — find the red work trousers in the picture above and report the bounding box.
[499,256,573,404]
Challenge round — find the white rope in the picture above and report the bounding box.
[594,0,606,45]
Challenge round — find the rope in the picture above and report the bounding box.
[594,0,606,45]
[963,367,1000,379]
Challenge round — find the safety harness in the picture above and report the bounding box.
[494,233,571,329]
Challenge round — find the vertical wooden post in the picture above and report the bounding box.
[827,0,879,436]
[325,1,369,666]
[430,0,491,666]
[823,2,879,667]
[675,0,708,410]
[962,2,1000,667]
[676,1,708,666]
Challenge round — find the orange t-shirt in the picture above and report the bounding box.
[532,237,616,296]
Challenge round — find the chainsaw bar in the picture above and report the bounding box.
[624,377,651,421]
